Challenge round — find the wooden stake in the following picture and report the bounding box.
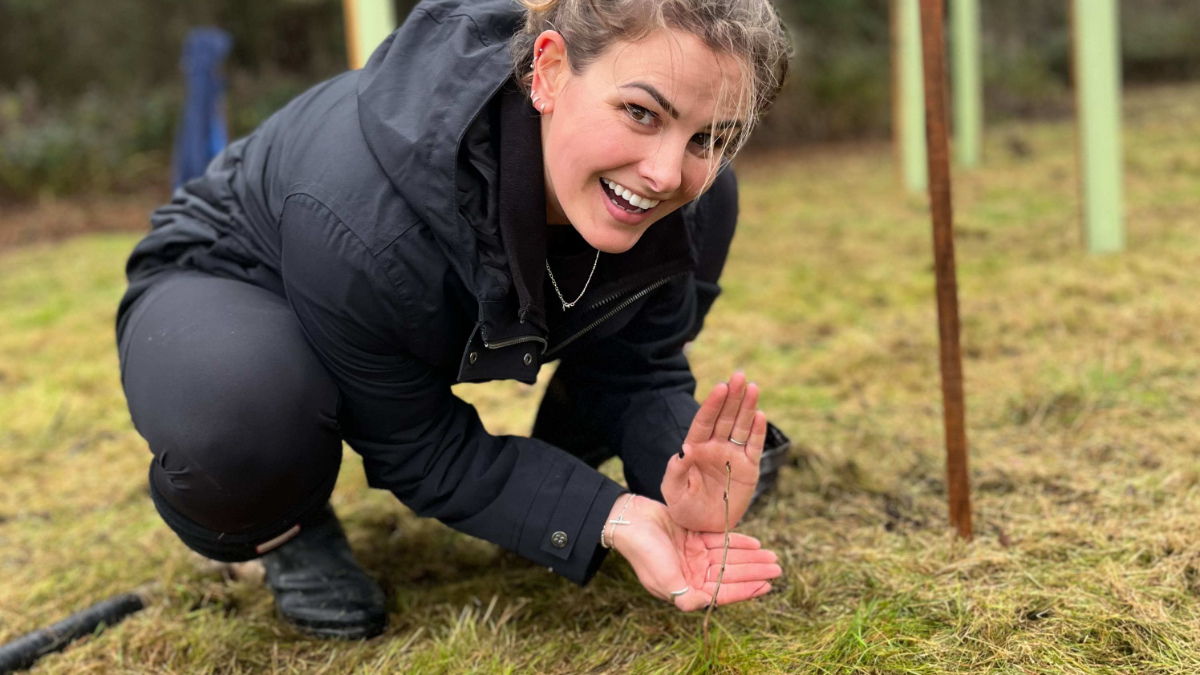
[919,0,972,540]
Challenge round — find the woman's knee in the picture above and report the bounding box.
[145,367,342,534]
[694,166,738,285]
[121,274,342,534]
[531,368,612,468]
[684,167,739,342]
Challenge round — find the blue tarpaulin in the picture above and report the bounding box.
[171,28,233,189]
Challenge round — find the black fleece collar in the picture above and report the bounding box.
[497,82,550,330]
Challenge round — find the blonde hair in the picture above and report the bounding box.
[510,0,791,163]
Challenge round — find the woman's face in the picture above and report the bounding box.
[533,29,747,254]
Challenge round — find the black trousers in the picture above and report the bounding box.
[119,176,738,563]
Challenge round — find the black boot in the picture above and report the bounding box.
[261,504,387,639]
[750,422,791,508]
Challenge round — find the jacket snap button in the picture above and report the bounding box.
[469,351,478,364]
[523,353,533,366]
[550,531,568,548]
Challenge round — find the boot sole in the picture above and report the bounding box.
[277,608,387,640]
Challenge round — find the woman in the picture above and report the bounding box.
[117,0,792,639]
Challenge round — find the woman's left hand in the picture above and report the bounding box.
[611,495,781,612]
[660,372,767,532]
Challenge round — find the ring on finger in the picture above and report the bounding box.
[729,436,748,446]
[669,586,690,599]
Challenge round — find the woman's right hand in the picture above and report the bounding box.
[609,495,781,612]
[661,372,767,533]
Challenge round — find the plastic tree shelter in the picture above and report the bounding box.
[343,0,398,70]
[894,0,1125,252]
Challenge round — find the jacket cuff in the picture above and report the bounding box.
[516,457,626,586]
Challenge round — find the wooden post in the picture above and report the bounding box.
[1072,0,1125,253]
[343,0,397,70]
[950,0,983,167]
[919,0,972,540]
[893,0,928,194]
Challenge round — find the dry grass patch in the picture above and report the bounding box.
[2,84,1200,673]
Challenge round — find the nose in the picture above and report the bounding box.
[637,141,685,198]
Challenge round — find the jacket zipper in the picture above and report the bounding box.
[545,271,687,357]
[482,334,548,351]
[584,287,629,312]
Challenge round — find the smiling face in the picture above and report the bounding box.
[531,29,748,254]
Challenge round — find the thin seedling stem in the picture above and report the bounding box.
[702,461,732,657]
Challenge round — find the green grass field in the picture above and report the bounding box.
[3,84,1200,674]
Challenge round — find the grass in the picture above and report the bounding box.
[2,82,1200,673]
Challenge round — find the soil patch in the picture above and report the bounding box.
[0,190,164,251]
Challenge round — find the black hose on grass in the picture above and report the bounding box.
[0,593,145,673]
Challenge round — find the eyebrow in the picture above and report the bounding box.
[619,82,744,131]
[621,82,679,119]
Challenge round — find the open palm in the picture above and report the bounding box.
[661,372,767,532]
[614,496,780,612]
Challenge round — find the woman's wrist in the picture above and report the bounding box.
[601,492,635,550]
[608,495,668,558]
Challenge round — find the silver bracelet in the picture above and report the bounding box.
[601,493,635,549]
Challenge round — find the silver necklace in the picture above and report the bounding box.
[545,250,600,311]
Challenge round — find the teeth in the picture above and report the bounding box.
[603,178,660,210]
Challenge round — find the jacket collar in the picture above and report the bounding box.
[496,82,549,331]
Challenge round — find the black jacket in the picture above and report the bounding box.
[119,0,730,584]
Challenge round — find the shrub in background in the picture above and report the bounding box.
[0,0,1197,199]
[0,86,176,200]
[0,0,344,201]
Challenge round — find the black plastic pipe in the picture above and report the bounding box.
[0,593,145,673]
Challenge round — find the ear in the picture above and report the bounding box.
[530,30,569,114]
